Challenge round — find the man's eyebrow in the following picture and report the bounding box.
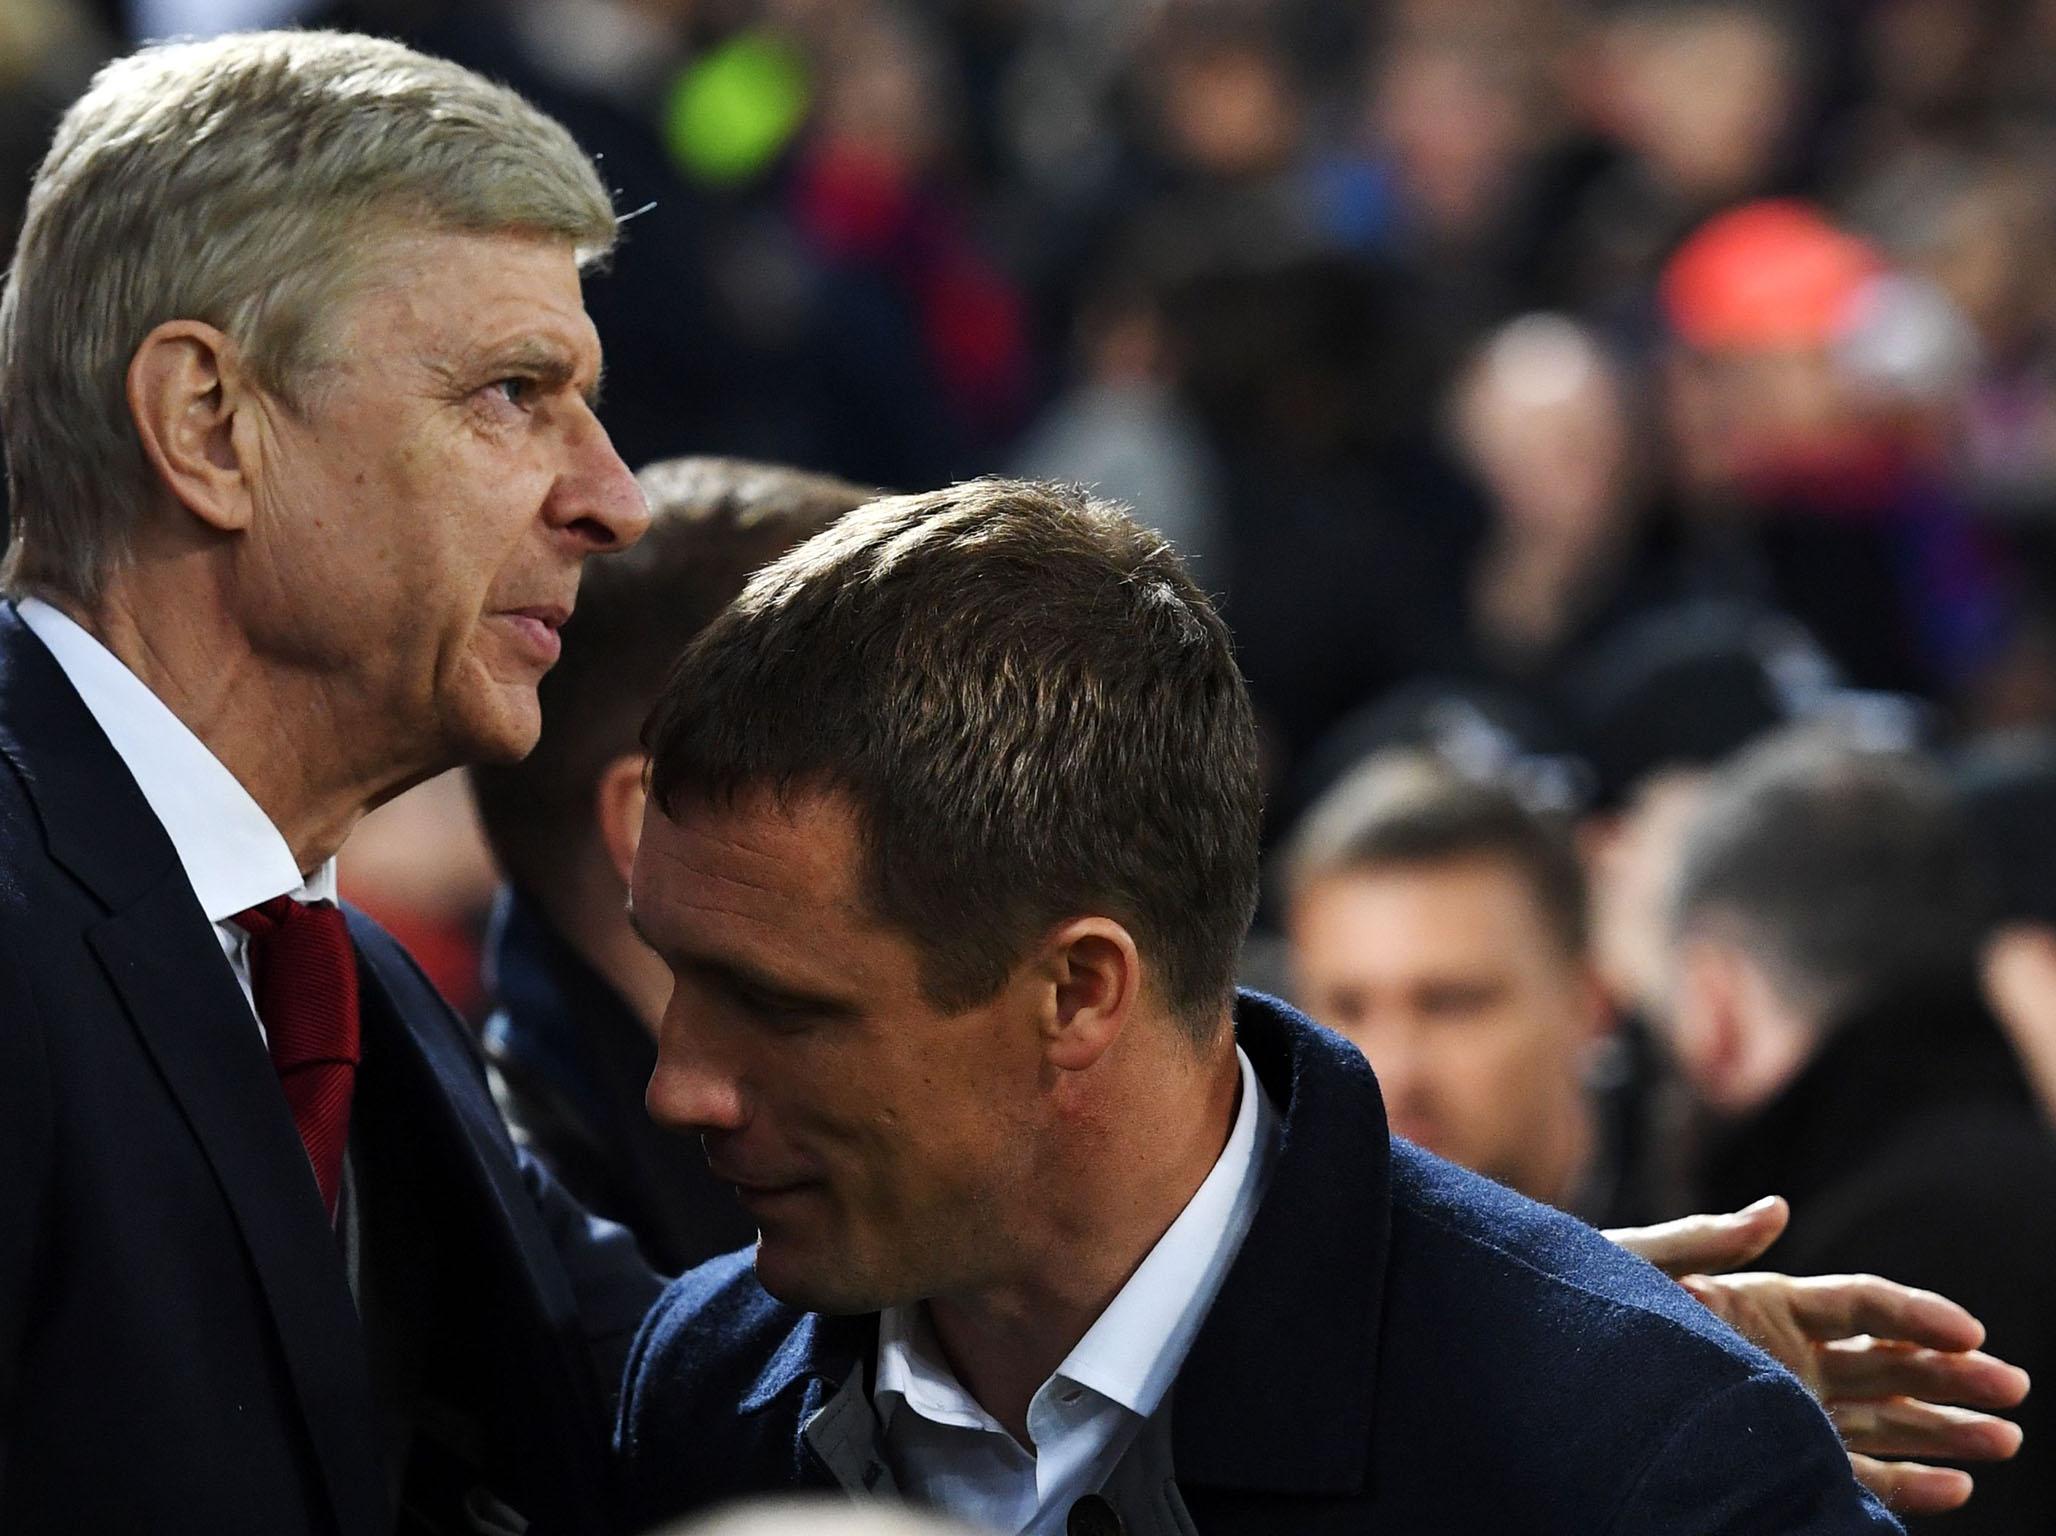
[624,905,860,1018]
[480,338,605,408]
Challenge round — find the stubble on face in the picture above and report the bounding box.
[632,789,1049,1314]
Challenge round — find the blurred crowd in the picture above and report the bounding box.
[17,0,2056,1000]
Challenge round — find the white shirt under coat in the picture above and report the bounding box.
[17,597,335,1025]
[874,1044,1280,1536]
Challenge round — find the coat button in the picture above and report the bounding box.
[1067,1493,1124,1536]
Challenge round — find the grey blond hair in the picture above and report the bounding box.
[0,29,617,601]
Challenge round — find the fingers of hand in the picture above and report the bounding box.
[1605,1196,1789,1277]
[1848,1453,1975,1516]
[1829,1396,2026,1461]
[1820,1337,2033,1412]
[1787,1274,1986,1352]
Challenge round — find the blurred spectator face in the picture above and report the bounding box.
[1864,0,1986,125]
[1608,5,1797,203]
[1367,32,1529,240]
[1924,167,2056,363]
[1152,33,1301,180]
[1288,853,1604,1200]
[1659,202,1907,500]
[1455,314,1632,543]
[813,7,948,176]
[637,788,1048,1314]
[1585,767,1711,1025]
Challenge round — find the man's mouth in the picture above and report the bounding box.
[493,604,570,664]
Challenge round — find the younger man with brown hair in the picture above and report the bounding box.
[614,478,1903,1535]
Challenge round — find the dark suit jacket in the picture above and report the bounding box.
[614,992,1898,1535]
[0,603,662,1536]
[1699,971,2056,1536]
[483,887,756,1276]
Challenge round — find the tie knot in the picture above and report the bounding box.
[232,894,318,937]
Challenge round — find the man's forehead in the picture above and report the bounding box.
[343,229,602,366]
[636,791,870,917]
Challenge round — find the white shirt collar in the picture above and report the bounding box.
[16,597,335,919]
[876,1042,1279,1428]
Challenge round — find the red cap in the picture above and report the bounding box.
[1661,199,1884,350]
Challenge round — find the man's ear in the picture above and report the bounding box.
[1671,935,1746,1106]
[594,752,649,889]
[1037,917,1142,1073]
[126,320,260,534]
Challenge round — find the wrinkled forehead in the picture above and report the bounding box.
[311,227,605,386]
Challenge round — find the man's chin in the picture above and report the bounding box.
[753,1237,891,1316]
[450,687,542,766]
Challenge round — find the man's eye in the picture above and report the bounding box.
[733,984,813,1029]
[488,377,535,407]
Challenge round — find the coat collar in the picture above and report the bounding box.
[1170,993,1390,1495]
[743,992,1394,1498]
[0,599,182,910]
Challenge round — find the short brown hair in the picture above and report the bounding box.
[1283,751,1589,957]
[471,456,870,892]
[643,478,1262,1039]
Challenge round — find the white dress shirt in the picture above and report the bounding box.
[874,1044,1280,1536]
[17,597,335,1023]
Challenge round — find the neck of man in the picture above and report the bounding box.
[53,577,429,874]
[923,1030,1244,1444]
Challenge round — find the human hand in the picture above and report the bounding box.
[1606,1199,2031,1516]
[1606,1194,1790,1277]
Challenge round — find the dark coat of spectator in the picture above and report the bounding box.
[1697,970,2056,1536]
[484,887,756,1277]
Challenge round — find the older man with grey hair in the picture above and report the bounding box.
[0,30,658,1536]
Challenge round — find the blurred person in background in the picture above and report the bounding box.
[1658,198,2013,700]
[1512,0,1807,317]
[1316,0,1567,379]
[1010,258,1228,585]
[1449,312,1694,686]
[470,455,868,1275]
[1567,601,1859,1026]
[1668,727,2056,1533]
[1954,729,2056,1128]
[1280,747,2028,1514]
[1281,751,1622,1222]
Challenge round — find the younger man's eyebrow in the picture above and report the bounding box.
[624,905,860,1019]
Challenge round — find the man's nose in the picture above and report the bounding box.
[546,402,651,553]
[647,1023,749,1135]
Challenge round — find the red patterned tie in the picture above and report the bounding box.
[233,896,361,1221]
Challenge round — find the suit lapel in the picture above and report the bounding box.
[349,916,612,1525]
[91,883,391,1536]
[351,920,585,1332]
[1,609,390,1536]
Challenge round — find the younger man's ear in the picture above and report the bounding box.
[127,321,261,534]
[594,753,650,888]
[1040,917,1141,1073]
